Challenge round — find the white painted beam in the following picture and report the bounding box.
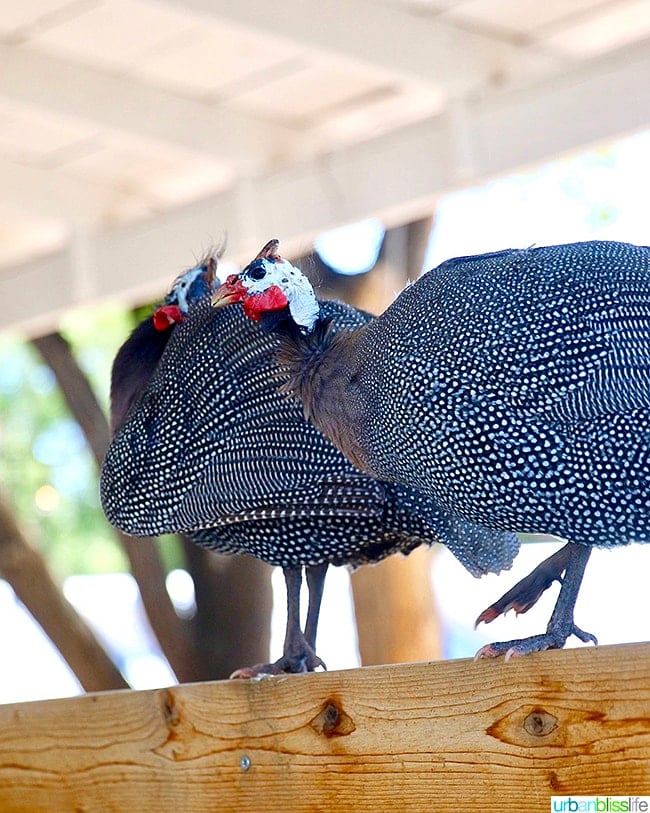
[159,0,557,92]
[0,42,302,168]
[0,155,129,223]
[2,39,648,336]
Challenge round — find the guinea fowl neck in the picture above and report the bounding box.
[275,314,371,473]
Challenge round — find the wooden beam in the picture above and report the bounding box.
[0,155,124,223]
[0,643,649,811]
[1,39,648,337]
[162,0,556,91]
[0,42,300,168]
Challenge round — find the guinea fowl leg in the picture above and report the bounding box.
[304,563,328,654]
[230,566,327,678]
[475,543,597,661]
[277,565,327,672]
[474,543,573,626]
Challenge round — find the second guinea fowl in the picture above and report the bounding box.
[102,246,520,675]
[213,239,650,659]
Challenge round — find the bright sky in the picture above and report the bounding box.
[425,129,649,268]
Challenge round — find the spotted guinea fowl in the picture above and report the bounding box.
[213,239,650,659]
[102,244,521,675]
[108,255,330,674]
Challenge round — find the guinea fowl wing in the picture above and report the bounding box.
[102,299,389,540]
[351,242,650,540]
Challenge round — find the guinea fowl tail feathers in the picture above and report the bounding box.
[389,484,520,577]
[434,511,520,577]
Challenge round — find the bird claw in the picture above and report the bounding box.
[475,598,528,628]
[571,624,598,646]
[229,664,278,680]
[475,544,572,628]
[474,623,598,661]
[230,650,327,680]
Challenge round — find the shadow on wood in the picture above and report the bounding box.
[1,643,649,812]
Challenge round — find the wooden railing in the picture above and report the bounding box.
[1,642,649,811]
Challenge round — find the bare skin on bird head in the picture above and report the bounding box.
[153,256,218,330]
[212,239,292,320]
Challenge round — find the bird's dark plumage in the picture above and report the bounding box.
[110,316,173,434]
[102,265,520,673]
[214,239,650,657]
[110,258,216,434]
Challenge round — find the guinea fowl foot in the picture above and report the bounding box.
[474,623,597,661]
[474,542,597,661]
[230,637,326,679]
[230,564,329,679]
[475,543,573,626]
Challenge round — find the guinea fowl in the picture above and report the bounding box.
[213,239,650,659]
[102,245,520,675]
[108,256,330,674]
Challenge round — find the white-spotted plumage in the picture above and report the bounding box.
[232,241,650,551]
[218,239,650,657]
[101,297,519,576]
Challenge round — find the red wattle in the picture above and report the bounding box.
[153,305,183,331]
[242,286,289,322]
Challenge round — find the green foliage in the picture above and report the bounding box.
[0,302,154,578]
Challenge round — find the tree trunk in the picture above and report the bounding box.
[182,540,273,679]
[350,547,442,665]
[0,487,128,692]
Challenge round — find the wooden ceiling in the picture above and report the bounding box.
[1,0,648,334]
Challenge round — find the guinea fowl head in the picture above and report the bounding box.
[153,255,217,330]
[213,240,320,335]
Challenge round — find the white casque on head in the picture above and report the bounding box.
[242,257,320,332]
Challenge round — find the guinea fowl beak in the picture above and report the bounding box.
[212,274,246,308]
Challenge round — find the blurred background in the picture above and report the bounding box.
[0,0,648,704]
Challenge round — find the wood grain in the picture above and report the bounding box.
[0,643,649,812]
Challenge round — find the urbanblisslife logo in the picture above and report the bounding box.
[552,798,650,812]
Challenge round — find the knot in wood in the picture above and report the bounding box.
[160,689,181,729]
[524,709,558,737]
[324,703,340,729]
[310,698,356,738]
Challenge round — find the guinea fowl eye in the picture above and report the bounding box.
[247,263,267,281]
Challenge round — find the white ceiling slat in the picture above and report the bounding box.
[159,0,557,93]
[26,0,200,74]
[0,155,124,222]
[0,42,303,169]
[2,36,647,336]
[540,0,650,58]
[0,1,648,335]
[443,0,610,37]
